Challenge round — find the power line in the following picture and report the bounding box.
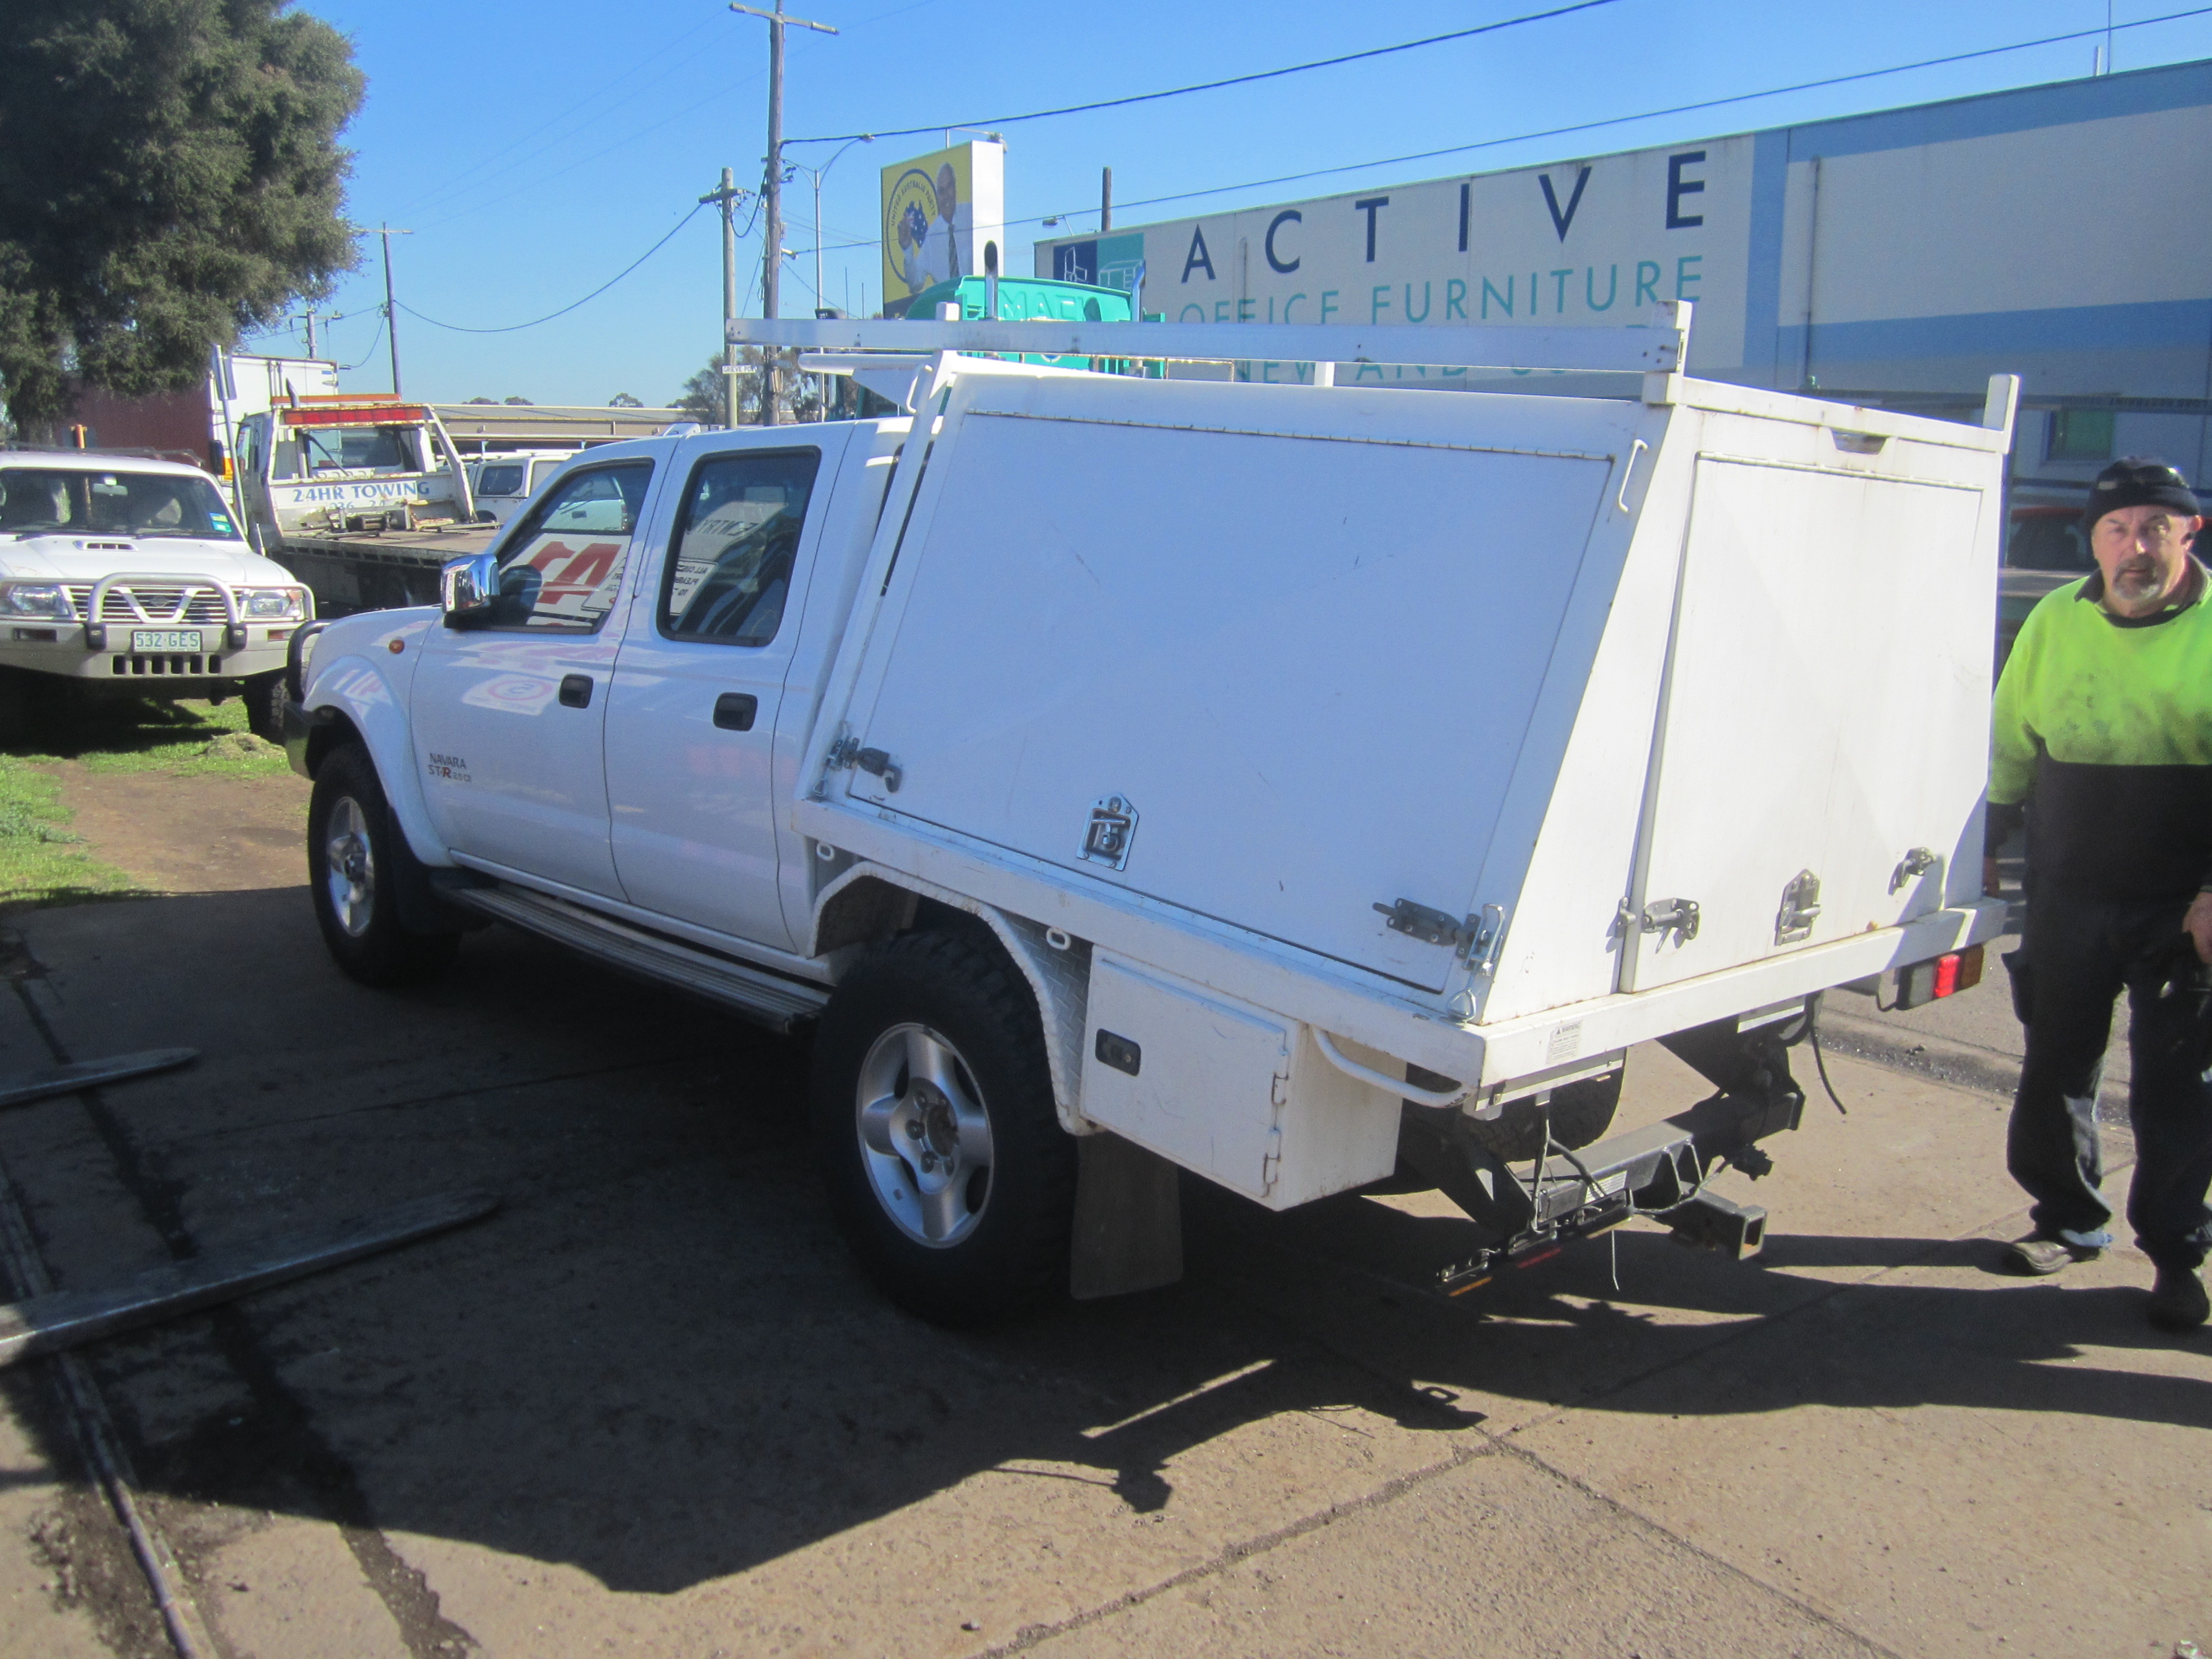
[385,14,728,224]
[1067,4,2212,223]
[806,2,2212,252]
[787,0,1627,144]
[337,309,388,373]
[397,205,709,335]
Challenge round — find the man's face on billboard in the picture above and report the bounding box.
[936,164,958,221]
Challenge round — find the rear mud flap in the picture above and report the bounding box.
[1070,1131,1183,1300]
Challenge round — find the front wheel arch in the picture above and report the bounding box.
[306,743,460,988]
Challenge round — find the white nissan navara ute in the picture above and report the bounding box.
[0,451,313,740]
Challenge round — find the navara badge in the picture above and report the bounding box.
[1081,795,1138,871]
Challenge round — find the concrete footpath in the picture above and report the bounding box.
[0,877,2203,1657]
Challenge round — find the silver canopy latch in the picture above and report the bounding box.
[1080,795,1138,870]
[1890,846,1939,894]
[1375,898,1473,951]
[1775,869,1822,944]
[1642,898,1700,946]
[825,734,901,793]
[1373,900,1506,972]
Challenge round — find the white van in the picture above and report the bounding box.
[466,451,576,526]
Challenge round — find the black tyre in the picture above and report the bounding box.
[811,930,1075,1326]
[1464,1068,1624,1164]
[307,744,460,987]
[243,671,290,745]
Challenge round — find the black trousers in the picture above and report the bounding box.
[2008,885,2212,1270]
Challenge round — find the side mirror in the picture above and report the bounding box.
[441,552,499,628]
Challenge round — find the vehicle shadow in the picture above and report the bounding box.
[0,884,2200,1601]
[1,686,247,763]
[1202,1177,2209,1438]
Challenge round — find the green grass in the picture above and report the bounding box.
[13,692,292,778]
[0,754,140,910]
[0,692,292,910]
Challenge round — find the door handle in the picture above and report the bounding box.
[558,674,593,708]
[712,692,758,732]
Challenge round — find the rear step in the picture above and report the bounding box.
[449,885,830,1032]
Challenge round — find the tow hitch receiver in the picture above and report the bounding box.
[1415,1011,1805,1293]
[1664,1190,1768,1258]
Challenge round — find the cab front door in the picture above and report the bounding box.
[412,456,661,899]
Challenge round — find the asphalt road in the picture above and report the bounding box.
[0,805,2204,1658]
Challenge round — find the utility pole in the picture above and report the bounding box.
[1102,167,1112,233]
[283,310,321,358]
[699,168,750,425]
[375,225,414,397]
[730,0,838,426]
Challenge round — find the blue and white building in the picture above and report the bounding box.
[1037,58,2212,506]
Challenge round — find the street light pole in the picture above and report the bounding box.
[810,135,874,320]
[730,0,838,426]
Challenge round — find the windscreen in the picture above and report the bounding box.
[0,468,241,539]
[298,425,430,474]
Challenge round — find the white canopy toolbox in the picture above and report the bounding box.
[753,308,2010,1295]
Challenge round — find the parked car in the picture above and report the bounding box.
[286,314,2011,1326]
[466,450,576,527]
[0,450,310,739]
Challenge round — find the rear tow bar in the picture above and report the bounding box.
[1402,1011,1806,1294]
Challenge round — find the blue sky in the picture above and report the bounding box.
[258,1,2212,406]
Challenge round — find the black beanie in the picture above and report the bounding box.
[2084,457,2200,535]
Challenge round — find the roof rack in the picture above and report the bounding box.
[728,301,1691,377]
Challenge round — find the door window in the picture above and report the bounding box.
[659,449,821,646]
[492,461,654,630]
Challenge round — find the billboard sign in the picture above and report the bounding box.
[1036,138,1753,381]
[880,141,1006,315]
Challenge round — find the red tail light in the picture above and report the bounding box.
[1896,944,1984,1009]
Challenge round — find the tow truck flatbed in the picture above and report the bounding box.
[272,523,497,614]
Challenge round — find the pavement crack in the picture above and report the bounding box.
[8,975,483,1659]
[979,1438,1500,1656]
[1485,1434,1910,1659]
[341,1526,480,1659]
[142,1050,723,1154]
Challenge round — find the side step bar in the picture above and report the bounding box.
[449,885,831,1032]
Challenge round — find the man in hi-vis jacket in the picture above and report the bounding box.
[1986,457,2212,1331]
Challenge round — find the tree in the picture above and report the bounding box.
[0,0,363,430]
[607,392,643,408]
[674,348,825,427]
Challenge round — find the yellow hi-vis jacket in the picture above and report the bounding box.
[1990,561,2212,900]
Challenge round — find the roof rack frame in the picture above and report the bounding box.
[731,301,1691,377]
